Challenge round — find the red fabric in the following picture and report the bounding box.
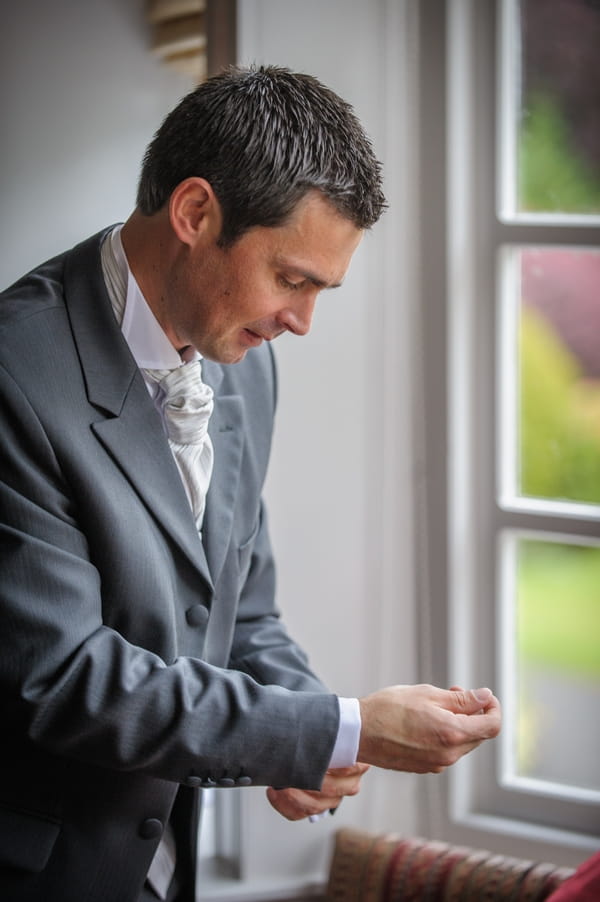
[546,851,600,902]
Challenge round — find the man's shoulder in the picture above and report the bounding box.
[0,251,68,330]
[0,228,113,333]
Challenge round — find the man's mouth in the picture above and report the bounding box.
[242,328,264,346]
[244,328,281,343]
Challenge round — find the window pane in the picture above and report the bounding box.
[514,537,600,793]
[518,0,600,214]
[519,247,600,504]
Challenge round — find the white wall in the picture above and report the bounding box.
[236,0,422,891]
[0,0,194,287]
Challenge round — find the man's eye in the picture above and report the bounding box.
[279,276,304,291]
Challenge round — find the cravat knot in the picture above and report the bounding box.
[157,361,214,446]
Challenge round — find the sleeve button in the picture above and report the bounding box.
[218,777,236,787]
[236,776,252,786]
[187,775,203,788]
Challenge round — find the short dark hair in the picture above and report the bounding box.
[136,65,386,245]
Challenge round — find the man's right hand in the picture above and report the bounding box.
[357,683,501,774]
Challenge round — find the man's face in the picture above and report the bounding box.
[161,191,363,364]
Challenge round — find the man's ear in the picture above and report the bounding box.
[169,177,222,247]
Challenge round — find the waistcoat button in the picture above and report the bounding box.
[186,605,209,627]
[139,818,163,840]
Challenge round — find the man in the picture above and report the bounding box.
[0,65,501,901]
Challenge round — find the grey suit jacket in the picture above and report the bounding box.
[0,231,339,902]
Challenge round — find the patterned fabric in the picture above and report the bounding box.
[325,829,575,901]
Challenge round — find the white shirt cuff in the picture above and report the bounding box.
[308,698,361,823]
[328,697,361,769]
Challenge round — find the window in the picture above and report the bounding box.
[434,0,600,858]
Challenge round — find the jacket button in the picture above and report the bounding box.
[236,776,252,786]
[186,605,209,627]
[139,818,163,840]
[218,777,236,787]
[187,775,203,788]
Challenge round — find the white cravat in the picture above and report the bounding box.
[144,355,214,532]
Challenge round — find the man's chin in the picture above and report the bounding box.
[202,346,248,366]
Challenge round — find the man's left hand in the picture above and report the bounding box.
[266,763,370,821]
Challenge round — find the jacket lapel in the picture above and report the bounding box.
[202,359,245,586]
[62,231,214,592]
[91,394,213,591]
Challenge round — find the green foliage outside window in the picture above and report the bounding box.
[519,93,600,214]
[519,307,600,504]
[517,93,600,682]
[518,540,600,680]
[518,313,600,680]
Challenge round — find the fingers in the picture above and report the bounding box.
[323,762,370,784]
[441,686,502,735]
[266,763,370,822]
[327,762,371,775]
[443,686,494,714]
[266,786,341,821]
[266,787,318,821]
[457,694,502,740]
[320,764,368,801]
[438,686,501,739]
[433,703,501,764]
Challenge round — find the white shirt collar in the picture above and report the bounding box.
[110,225,198,370]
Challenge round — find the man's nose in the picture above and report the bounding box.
[278,293,317,337]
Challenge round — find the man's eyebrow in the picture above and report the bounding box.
[278,262,343,290]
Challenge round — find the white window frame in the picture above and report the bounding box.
[437,0,600,864]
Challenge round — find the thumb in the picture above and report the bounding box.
[326,763,370,777]
[450,687,493,713]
